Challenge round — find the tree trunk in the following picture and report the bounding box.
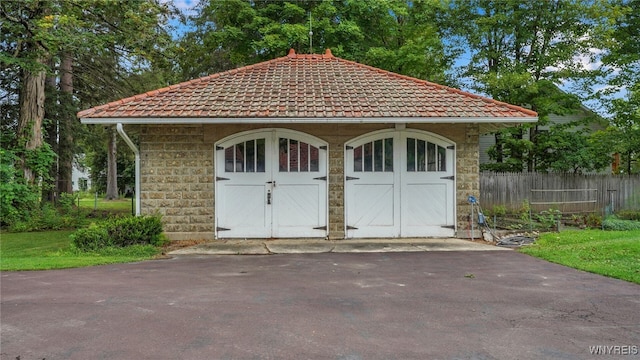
[17,65,46,185]
[43,62,58,202]
[105,126,118,200]
[57,52,74,194]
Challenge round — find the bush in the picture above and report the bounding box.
[71,215,165,251]
[602,217,640,231]
[584,213,602,229]
[7,203,84,232]
[58,192,78,215]
[0,149,40,227]
[105,215,165,247]
[70,225,111,251]
[616,210,640,221]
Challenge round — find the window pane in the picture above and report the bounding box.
[364,142,372,171]
[225,147,234,172]
[310,146,319,172]
[300,142,309,172]
[289,139,299,172]
[256,138,265,172]
[374,139,383,172]
[407,138,415,172]
[438,146,447,171]
[427,142,436,171]
[417,140,426,171]
[246,140,255,172]
[279,138,288,172]
[384,138,393,172]
[235,143,245,172]
[354,146,363,172]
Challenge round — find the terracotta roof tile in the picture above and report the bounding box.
[78,49,537,120]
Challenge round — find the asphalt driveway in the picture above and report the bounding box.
[2,251,639,359]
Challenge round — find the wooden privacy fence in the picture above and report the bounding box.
[480,172,640,213]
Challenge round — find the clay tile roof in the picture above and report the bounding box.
[78,49,537,121]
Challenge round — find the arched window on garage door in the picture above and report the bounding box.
[345,129,456,238]
[215,129,328,239]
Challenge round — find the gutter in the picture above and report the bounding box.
[116,123,140,216]
[81,116,538,125]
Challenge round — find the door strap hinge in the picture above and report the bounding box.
[441,225,455,229]
[313,226,327,230]
[319,145,327,150]
[440,175,454,180]
[216,227,230,231]
[346,145,354,150]
[347,225,358,230]
[447,145,455,150]
[313,176,327,181]
[216,176,230,181]
[346,176,360,181]
[216,145,224,150]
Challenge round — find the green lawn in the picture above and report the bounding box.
[78,197,133,213]
[519,229,640,284]
[0,230,161,271]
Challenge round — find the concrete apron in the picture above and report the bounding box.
[168,238,509,255]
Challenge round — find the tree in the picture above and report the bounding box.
[598,0,640,174]
[178,0,451,83]
[105,127,118,200]
[1,1,53,184]
[440,0,618,172]
[2,0,177,203]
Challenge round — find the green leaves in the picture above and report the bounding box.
[177,0,450,82]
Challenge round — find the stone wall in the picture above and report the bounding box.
[455,124,480,234]
[140,125,214,241]
[139,123,481,240]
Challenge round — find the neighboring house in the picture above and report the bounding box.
[72,156,91,192]
[479,104,610,172]
[78,49,537,241]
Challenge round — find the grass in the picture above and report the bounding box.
[78,197,133,213]
[519,229,640,284]
[0,230,162,271]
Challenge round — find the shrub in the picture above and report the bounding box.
[105,215,165,247]
[536,209,562,230]
[584,213,602,229]
[70,225,111,251]
[58,192,78,215]
[602,217,640,231]
[0,149,40,227]
[71,215,165,251]
[616,210,640,221]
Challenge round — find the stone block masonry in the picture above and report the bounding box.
[140,125,214,241]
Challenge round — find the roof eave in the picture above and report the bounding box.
[81,116,538,125]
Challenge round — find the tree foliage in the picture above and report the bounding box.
[1,0,175,226]
[441,0,619,173]
[177,0,451,83]
[597,0,640,174]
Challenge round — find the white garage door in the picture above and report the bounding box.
[215,130,328,238]
[345,129,456,238]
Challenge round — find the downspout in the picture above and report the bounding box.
[116,123,140,216]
